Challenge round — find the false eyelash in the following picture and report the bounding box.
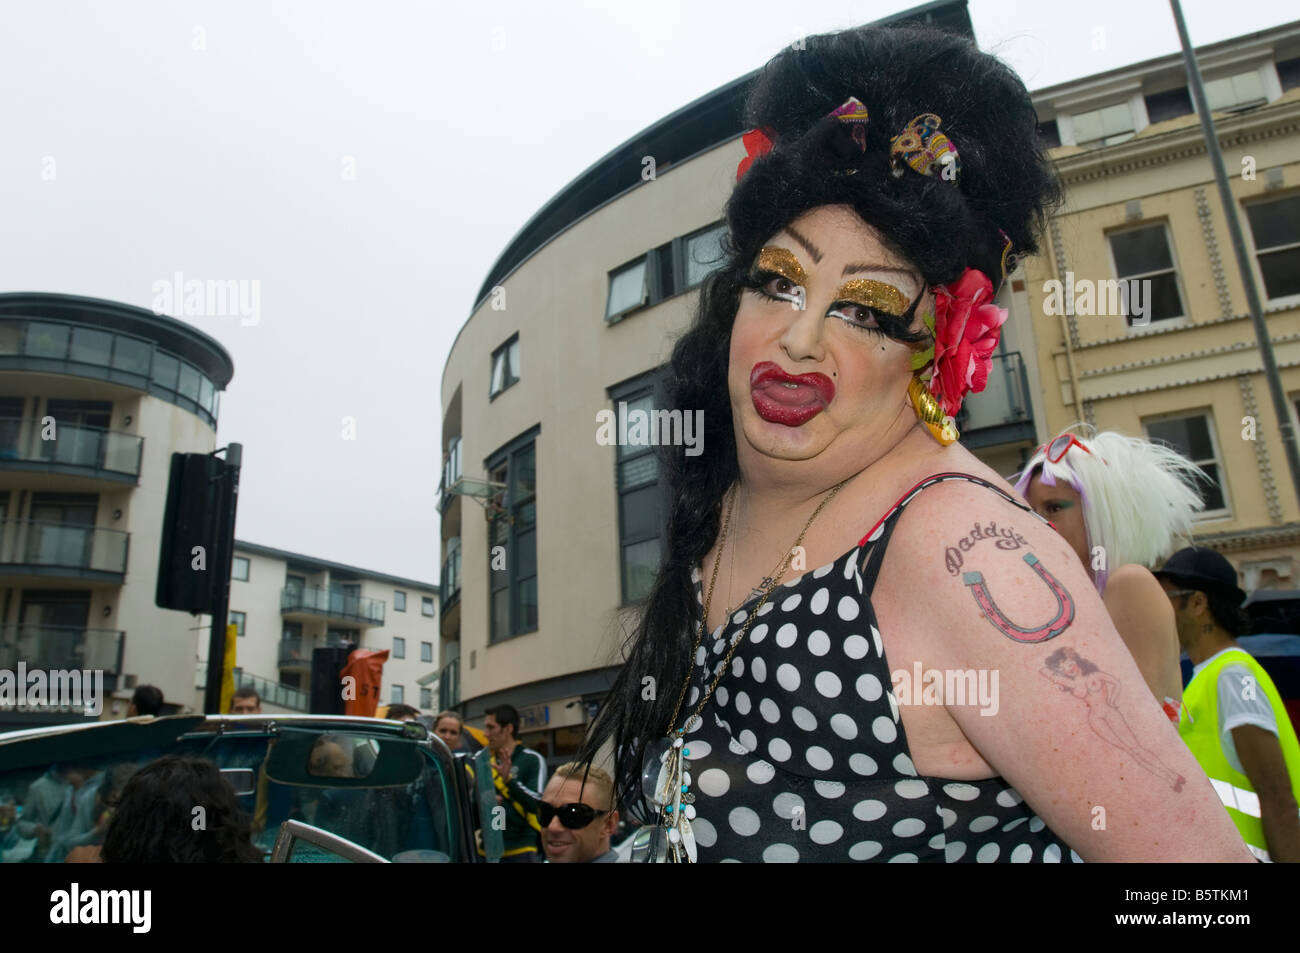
[743,269,888,337]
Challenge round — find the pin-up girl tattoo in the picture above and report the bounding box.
[1040,647,1186,792]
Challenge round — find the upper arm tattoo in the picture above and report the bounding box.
[1040,648,1187,793]
[943,522,1075,643]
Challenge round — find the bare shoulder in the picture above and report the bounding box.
[1102,564,1174,621]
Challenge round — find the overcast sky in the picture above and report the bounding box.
[1,0,1291,584]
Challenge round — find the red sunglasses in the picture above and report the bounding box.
[1036,433,1104,465]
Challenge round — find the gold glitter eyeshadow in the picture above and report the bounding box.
[834,279,908,316]
[755,246,808,287]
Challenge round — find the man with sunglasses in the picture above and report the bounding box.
[539,762,620,863]
[1155,547,1300,862]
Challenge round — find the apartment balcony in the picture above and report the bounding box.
[278,637,312,672]
[956,351,1036,451]
[438,657,460,710]
[0,314,223,428]
[0,416,143,491]
[0,624,125,692]
[0,519,129,585]
[280,586,385,627]
[230,667,309,712]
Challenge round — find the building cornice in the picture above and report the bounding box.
[233,539,438,594]
[1193,522,1300,553]
[1049,95,1300,186]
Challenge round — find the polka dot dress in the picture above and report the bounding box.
[681,472,1084,863]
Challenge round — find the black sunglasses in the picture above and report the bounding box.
[538,801,606,830]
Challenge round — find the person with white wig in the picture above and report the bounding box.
[1014,425,1208,723]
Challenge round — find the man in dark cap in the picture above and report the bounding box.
[1155,547,1300,862]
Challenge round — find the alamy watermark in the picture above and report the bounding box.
[151,272,260,326]
[892,662,1000,716]
[0,664,104,716]
[596,402,703,457]
[1042,272,1151,326]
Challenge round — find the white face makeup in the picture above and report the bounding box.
[728,204,930,473]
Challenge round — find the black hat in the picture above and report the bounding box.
[1154,547,1246,605]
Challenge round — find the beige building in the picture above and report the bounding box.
[222,541,440,715]
[1027,20,1300,591]
[0,292,231,728]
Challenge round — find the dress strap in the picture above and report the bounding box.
[858,472,1053,593]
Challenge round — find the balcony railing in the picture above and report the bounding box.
[0,316,221,428]
[278,637,311,669]
[440,546,461,612]
[230,667,309,712]
[0,519,129,577]
[956,351,1036,449]
[0,624,125,683]
[438,657,460,710]
[280,586,385,626]
[0,416,143,480]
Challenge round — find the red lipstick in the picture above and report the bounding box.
[749,361,835,427]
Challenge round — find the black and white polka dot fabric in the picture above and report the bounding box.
[681,472,1084,863]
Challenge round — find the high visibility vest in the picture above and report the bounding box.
[1178,648,1300,862]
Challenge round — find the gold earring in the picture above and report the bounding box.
[908,376,958,445]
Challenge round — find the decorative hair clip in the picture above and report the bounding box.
[828,96,869,153]
[889,113,960,182]
[736,127,775,182]
[998,228,1020,282]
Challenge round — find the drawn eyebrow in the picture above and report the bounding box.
[841,262,915,279]
[784,226,822,264]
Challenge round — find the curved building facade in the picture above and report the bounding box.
[0,292,233,726]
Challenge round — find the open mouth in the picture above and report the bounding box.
[749,361,834,427]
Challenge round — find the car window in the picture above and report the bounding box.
[0,746,171,863]
[0,729,463,863]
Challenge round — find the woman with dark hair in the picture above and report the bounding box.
[579,24,1251,863]
[101,756,262,863]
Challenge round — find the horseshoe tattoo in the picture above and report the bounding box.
[962,553,1075,643]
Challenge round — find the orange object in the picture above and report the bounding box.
[341,648,389,717]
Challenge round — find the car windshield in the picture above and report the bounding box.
[0,725,462,863]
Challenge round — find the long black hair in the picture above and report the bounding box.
[577,22,1062,818]
[101,755,262,863]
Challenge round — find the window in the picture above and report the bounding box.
[229,610,246,638]
[422,596,435,617]
[443,436,462,491]
[1036,120,1061,149]
[610,372,669,604]
[606,258,648,320]
[684,223,727,288]
[488,429,539,642]
[1144,87,1193,123]
[1108,224,1185,326]
[393,637,405,659]
[1144,413,1228,516]
[1070,103,1135,148]
[489,335,520,398]
[1204,70,1266,112]
[421,641,433,663]
[420,687,433,710]
[232,556,250,581]
[1245,195,1300,301]
[392,684,404,705]
[394,590,406,612]
[1280,57,1300,93]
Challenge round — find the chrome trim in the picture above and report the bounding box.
[270,819,389,864]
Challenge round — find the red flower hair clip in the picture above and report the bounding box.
[918,268,1007,419]
[736,127,775,182]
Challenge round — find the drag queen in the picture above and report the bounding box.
[580,24,1250,862]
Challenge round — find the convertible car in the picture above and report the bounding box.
[0,713,505,863]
